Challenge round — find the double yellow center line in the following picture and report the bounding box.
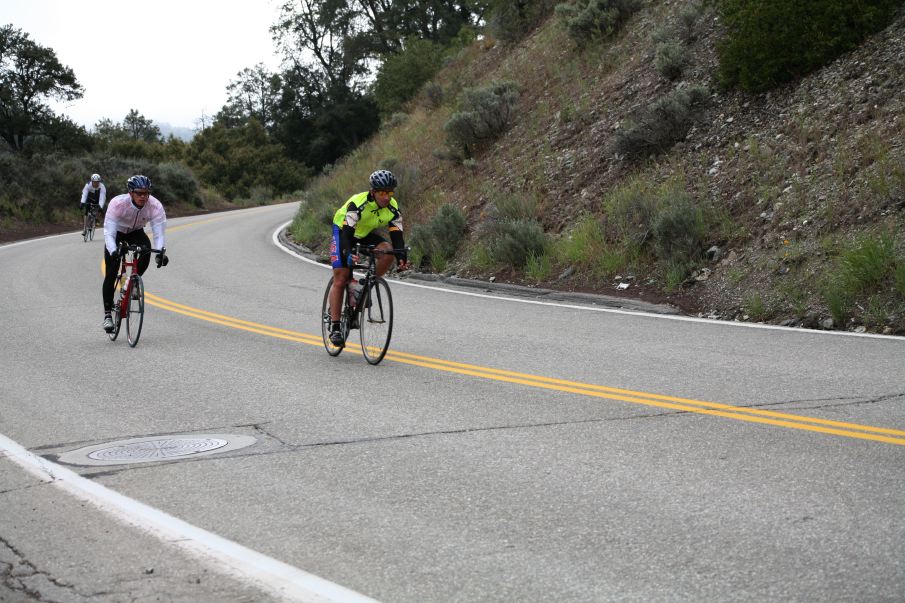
[145,292,905,447]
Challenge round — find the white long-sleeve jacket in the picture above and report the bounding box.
[103,194,167,254]
[80,182,106,207]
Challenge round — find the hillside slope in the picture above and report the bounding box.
[294,1,905,334]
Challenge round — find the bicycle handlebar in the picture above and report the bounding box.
[116,243,164,256]
[352,244,410,257]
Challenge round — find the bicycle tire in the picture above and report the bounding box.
[321,277,350,356]
[126,275,144,347]
[83,214,90,242]
[108,275,124,341]
[87,217,95,241]
[359,277,393,365]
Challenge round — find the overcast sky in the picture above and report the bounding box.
[1,0,284,131]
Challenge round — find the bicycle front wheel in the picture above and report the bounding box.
[321,277,349,356]
[83,215,91,242]
[87,216,95,241]
[126,275,144,347]
[359,277,393,365]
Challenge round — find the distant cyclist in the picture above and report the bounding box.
[101,175,169,333]
[80,173,106,236]
[327,169,408,347]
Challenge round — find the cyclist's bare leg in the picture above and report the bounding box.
[329,266,352,322]
[375,241,394,277]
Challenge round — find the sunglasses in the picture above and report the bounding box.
[131,190,150,197]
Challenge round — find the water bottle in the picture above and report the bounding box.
[348,282,363,308]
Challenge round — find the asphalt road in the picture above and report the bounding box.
[2,202,904,602]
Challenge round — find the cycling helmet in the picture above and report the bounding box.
[126,175,152,191]
[90,173,101,182]
[369,169,397,192]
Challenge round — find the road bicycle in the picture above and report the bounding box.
[321,245,407,365]
[83,203,100,242]
[108,243,163,347]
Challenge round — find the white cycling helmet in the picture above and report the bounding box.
[90,174,101,182]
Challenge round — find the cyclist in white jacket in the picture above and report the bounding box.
[80,174,106,236]
[101,175,169,332]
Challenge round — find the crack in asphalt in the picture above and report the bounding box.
[1,535,86,601]
[36,391,905,479]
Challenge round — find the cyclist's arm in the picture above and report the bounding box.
[148,197,167,251]
[80,184,89,205]
[103,214,120,254]
[388,208,405,256]
[339,200,361,261]
[99,184,106,208]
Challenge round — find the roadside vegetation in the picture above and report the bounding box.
[4,0,904,333]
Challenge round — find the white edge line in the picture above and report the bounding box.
[272,221,903,342]
[0,432,375,603]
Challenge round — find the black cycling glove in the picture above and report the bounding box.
[155,249,169,268]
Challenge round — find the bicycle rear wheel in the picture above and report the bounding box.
[108,274,125,341]
[126,275,144,347]
[321,277,350,356]
[359,277,393,365]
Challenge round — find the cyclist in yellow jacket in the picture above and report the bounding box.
[328,169,408,347]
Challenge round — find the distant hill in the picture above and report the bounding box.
[156,122,195,142]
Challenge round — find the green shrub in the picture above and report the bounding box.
[650,194,705,263]
[822,280,852,327]
[555,0,642,48]
[490,194,539,221]
[715,0,903,92]
[895,262,905,298]
[837,231,897,294]
[149,161,202,206]
[613,85,708,159]
[554,215,606,265]
[424,83,444,108]
[488,0,557,43]
[374,39,445,116]
[525,252,553,281]
[411,204,467,270]
[491,219,549,268]
[654,40,689,81]
[444,81,520,158]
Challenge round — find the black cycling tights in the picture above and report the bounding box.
[102,230,151,311]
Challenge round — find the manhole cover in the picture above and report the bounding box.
[87,438,229,461]
[58,434,257,466]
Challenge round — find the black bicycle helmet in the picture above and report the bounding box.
[369,169,397,191]
[126,175,152,191]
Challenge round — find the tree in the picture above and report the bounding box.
[218,64,282,129]
[123,109,162,143]
[0,24,83,151]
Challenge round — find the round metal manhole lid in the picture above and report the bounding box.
[58,434,257,466]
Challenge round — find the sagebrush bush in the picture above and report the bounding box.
[613,85,708,159]
[444,81,520,158]
[555,0,642,47]
[491,219,549,268]
[650,195,705,263]
[715,0,903,92]
[411,204,467,269]
[654,40,689,81]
